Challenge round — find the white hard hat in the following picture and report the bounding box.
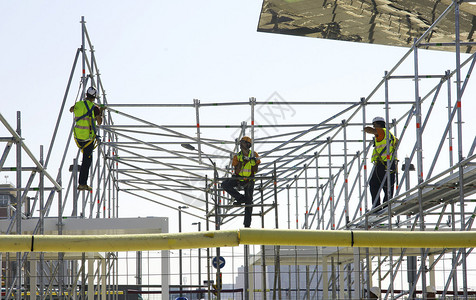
[370,286,381,296]
[426,285,436,293]
[86,86,97,98]
[372,116,385,123]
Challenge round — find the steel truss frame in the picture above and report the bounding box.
[1,1,476,299]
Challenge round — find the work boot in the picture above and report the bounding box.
[78,184,93,191]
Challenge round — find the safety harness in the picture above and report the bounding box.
[73,99,98,151]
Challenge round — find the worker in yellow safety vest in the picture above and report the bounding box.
[364,116,398,208]
[221,136,261,227]
[69,86,103,191]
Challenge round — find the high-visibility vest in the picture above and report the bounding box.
[237,150,256,179]
[73,100,96,141]
[371,128,396,164]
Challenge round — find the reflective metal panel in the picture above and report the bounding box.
[258,0,476,52]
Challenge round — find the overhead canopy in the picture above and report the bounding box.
[257,0,476,52]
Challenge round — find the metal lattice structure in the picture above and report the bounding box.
[1,1,476,298]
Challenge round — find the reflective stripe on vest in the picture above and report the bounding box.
[237,151,256,179]
[73,100,95,141]
[371,128,395,163]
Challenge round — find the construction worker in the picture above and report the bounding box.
[69,86,103,191]
[221,136,261,228]
[364,116,398,208]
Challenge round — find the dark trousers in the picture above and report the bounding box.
[221,176,255,227]
[369,161,396,208]
[78,140,94,186]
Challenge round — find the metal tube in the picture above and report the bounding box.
[250,97,256,155]
[413,37,428,298]
[327,138,335,230]
[260,186,267,300]
[454,2,468,297]
[294,177,300,299]
[342,120,350,226]
[15,111,22,300]
[314,152,321,230]
[194,99,203,163]
[384,70,395,300]
[39,145,46,300]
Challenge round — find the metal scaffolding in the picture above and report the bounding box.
[1,1,476,298]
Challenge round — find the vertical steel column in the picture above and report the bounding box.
[250,97,256,155]
[260,186,267,300]
[15,111,22,300]
[211,162,221,300]
[286,185,291,300]
[29,252,36,300]
[446,70,454,169]
[361,98,369,214]
[384,70,392,220]
[73,158,78,216]
[338,263,345,299]
[327,138,335,230]
[81,253,86,299]
[295,176,299,230]
[331,257,336,300]
[446,69,459,295]
[384,71,395,300]
[404,157,417,300]
[40,146,46,300]
[87,253,94,298]
[58,171,65,300]
[353,248,361,300]
[81,16,86,97]
[342,120,350,226]
[322,257,329,299]
[115,134,119,219]
[287,185,291,231]
[294,177,300,299]
[347,263,352,300]
[304,164,310,300]
[273,163,282,300]
[413,37,428,298]
[454,2,468,298]
[194,99,203,163]
[178,207,185,297]
[315,152,321,229]
[357,151,363,218]
[136,251,142,287]
[361,97,372,298]
[304,164,309,230]
[205,175,213,300]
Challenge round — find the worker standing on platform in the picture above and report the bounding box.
[221,136,261,228]
[70,86,103,191]
[364,116,398,208]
